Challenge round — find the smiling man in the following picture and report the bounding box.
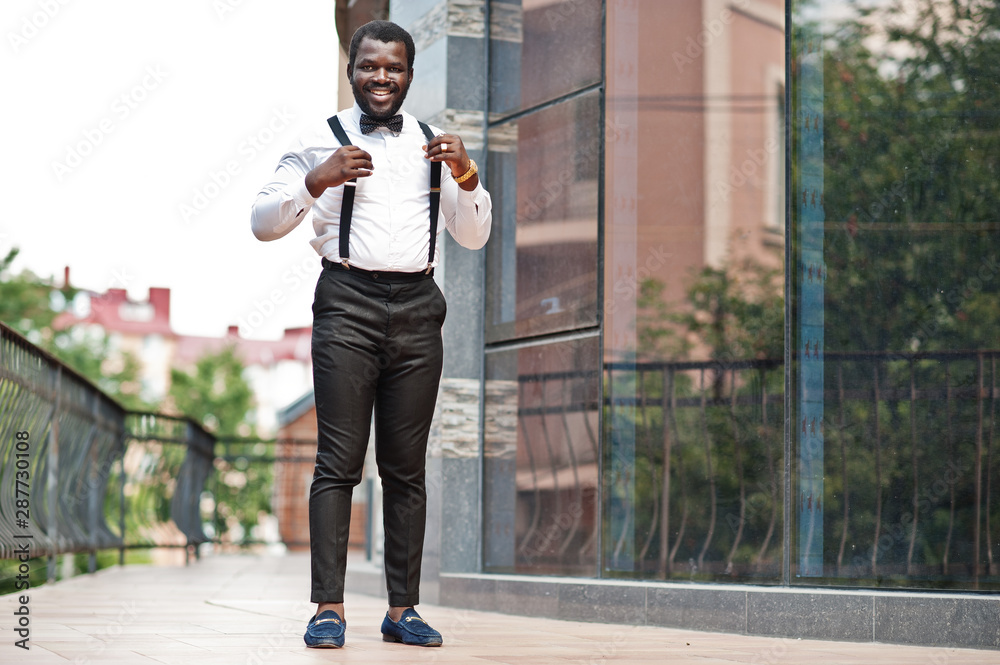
[250,20,492,649]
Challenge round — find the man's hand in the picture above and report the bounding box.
[424,133,479,191]
[305,146,374,197]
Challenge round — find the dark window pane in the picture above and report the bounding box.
[489,0,602,116]
[483,336,600,576]
[602,362,785,582]
[791,0,1000,590]
[485,92,600,343]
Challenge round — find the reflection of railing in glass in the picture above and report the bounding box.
[511,370,600,574]
[822,351,998,589]
[499,350,1000,588]
[605,359,783,582]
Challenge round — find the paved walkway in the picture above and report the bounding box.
[0,552,993,664]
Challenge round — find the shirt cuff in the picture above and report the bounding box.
[287,176,317,213]
[458,179,489,209]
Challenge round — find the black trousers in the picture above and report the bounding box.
[308,260,446,607]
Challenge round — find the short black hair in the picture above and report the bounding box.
[348,20,415,71]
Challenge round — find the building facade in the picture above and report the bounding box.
[332,0,999,649]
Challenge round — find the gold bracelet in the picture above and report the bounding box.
[454,159,478,184]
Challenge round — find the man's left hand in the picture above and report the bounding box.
[423,134,478,190]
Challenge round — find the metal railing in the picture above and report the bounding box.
[499,351,999,589]
[0,322,216,579]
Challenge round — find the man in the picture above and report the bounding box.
[250,20,491,649]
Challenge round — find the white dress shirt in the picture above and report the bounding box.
[251,104,492,272]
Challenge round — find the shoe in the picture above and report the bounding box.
[303,609,346,648]
[380,607,443,647]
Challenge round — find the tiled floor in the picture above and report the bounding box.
[0,552,993,664]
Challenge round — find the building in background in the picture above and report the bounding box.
[272,392,369,552]
[53,267,312,435]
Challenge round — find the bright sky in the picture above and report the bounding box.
[1,0,341,339]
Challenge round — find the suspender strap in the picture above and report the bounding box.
[327,115,356,267]
[326,115,441,270]
[419,121,441,272]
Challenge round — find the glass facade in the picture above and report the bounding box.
[485,92,601,342]
[791,0,999,590]
[483,337,600,575]
[481,0,999,591]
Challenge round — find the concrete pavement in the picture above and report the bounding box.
[0,552,992,664]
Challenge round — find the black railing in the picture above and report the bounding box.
[0,323,216,579]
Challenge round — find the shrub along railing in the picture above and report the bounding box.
[0,322,215,581]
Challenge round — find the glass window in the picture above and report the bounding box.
[488,0,603,117]
[485,91,601,343]
[602,0,786,582]
[483,336,600,575]
[791,0,1000,590]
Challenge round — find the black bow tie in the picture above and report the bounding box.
[360,113,403,135]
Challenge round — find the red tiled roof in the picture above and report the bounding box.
[173,326,312,367]
[53,280,311,368]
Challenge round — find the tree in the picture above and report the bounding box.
[0,247,150,409]
[796,0,1000,583]
[168,345,255,438]
[0,248,61,337]
[168,346,270,544]
[635,253,784,365]
[818,0,1000,354]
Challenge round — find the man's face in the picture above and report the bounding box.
[349,37,412,119]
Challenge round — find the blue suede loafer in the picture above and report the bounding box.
[380,608,442,647]
[303,609,346,648]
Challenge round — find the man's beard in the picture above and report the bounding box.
[352,77,409,119]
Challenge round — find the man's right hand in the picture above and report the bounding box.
[305,146,373,197]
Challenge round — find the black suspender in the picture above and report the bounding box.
[326,115,442,272]
[422,121,442,273]
[326,116,355,267]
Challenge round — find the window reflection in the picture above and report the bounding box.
[489,0,602,116]
[485,92,601,343]
[484,337,600,575]
[602,0,786,582]
[791,0,1000,589]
